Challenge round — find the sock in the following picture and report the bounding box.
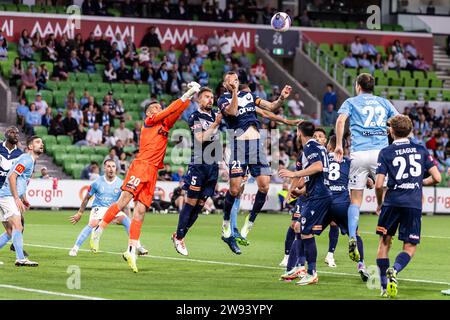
[376,258,390,290]
[121,216,131,234]
[303,237,317,275]
[356,235,365,263]
[99,203,120,228]
[284,227,295,255]
[230,198,241,237]
[176,203,195,239]
[0,232,12,249]
[286,239,299,271]
[348,204,360,239]
[223,191,236,221]
[297,233,306,266]
[75,225,93,247]
[186,203,203,230]
[393,252,411,274]
[12,230,25,260]
[328,225,339,253]
[249,191,267,223]
[129,219,143,242]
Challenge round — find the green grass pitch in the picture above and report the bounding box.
[0,211,449,300]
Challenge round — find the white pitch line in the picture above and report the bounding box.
[25,243,450,286]
[0,284,108,300]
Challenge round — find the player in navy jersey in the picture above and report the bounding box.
[218,71,292,242]
[279,121,332,285]
[171,87,223,256]
[375,115,441,298]
[0,127,30,258]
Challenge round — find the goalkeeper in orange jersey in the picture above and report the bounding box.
[91,81,201,272]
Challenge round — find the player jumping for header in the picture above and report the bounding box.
[374,115,441,298]
[91,81,201,272]
[218,71,292,243]
[334,73,398,262]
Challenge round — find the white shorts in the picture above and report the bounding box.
[0,196,21,222]
[89,207,127,221]
[349,149,385,190]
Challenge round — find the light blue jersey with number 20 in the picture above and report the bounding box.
[338,93,398,152]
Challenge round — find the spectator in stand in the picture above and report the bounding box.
[31,33,43,51]
[16,97,29,126]
[0,38,7,61]
[24,103,41,135]
[158,163,173,181]
[19,66,37,98]
[358,53,374,72]
[197,65,209,86]
[310,112,321,126]
[40,167,50,179]
[34,92,48,116]
[103,148,121,170]
[373,53,385,70]
[341,51,358,68]
[237,50,251,70]
[252,58,268,81]
[92,47,105,64]
[67,50,82,72]
[385,53,397,71]
[41,107,53,128]
[414,54,430,71]
[82,0,97,15]
[104,62,117,82]
[122,0,137,17]
[62,110,79,137]
[19,29,34,61]
[196,38,209,59]
[415,113,431,134]
[97,104,114,128]
[56,38,71,61]
[48,113,65,136]
[36,63,51,91]
[254,84,267,100]
[175,0,189,20]
[156,62,169,93]
[96,0,109,15]
[287,93,304,117]
[405,40,418,60]
[119,152,130,175]
[207,30,220,60]
[323,83,337,110]
[81,50,96,73]
[299,10,311,27]
[219,29,233,59]
[361,38,378,59]
[42,39,58,62]
[86,122,103,146]
[114,120,134,146]
[222,3,236,22]
[322,103,339,126]
[350,36,364,58]
[171,167,185,182]
[161,0,171,17]
[117,61,131,83]
[51,60,69,81]
[132,121,141,145]
[111,50,122,71]
[10,57,23,86]
[140,26,161,57]
[84,32,96,52]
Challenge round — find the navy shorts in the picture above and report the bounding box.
[300,196,333,235]
[183,164,218,199]
[229,139,271,178]
[323,202,350,235]
[291,198,303,222]
[376,206,422,244]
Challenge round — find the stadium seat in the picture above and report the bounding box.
[80,146,95,155]
[31,5,44,13]
[34,126,48,136]
[430,79,443,88]
[427,90,438,100]
[54,153,71,166]
[94,146,109,156]
[65,145,80,153]
[17,4,30,12]
[41,135,57,146]
[43,6,56,13]
[443,90,450,101]
[75,154,91,162]
[76,73,90,83]
[417,78,429,87]
[56,135,73,145]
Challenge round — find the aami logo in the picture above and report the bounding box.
[0,20,13,37]
[31,21,76,39]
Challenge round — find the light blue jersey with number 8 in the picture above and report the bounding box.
[338,93,398,152]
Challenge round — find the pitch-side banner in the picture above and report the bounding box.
[26,179,450,213]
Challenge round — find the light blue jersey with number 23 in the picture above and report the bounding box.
[338,93,398,152]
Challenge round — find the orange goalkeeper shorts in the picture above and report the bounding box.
[122,160,159,208]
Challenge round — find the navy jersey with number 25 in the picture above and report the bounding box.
[376,138,435,210]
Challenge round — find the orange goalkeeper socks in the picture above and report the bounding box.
[129,219,143,242]
[99,203,120,229]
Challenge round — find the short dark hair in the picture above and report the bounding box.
[326,83,334,89]
[297,121,315,137]
[198,87,213,97]
[314,127,327,136]
[223,71,237,80]
[104,159,116,166]
[26,135,40,148]
[328,135,337,150]
[356,73,375,93]
[145,100,159,112]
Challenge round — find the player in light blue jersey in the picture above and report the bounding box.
[334,73,399,262]
[0,136,43,267]
[68,159,148,256]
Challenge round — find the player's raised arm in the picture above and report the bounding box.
[220,76,239,116]
[194,113,222,142]
[257,85,292,112]
[256,107,301,126]
[423,161,442,186]
[334,113,348,162]
[279,161,323,179]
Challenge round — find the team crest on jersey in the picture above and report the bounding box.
[15,163,25,174]
[246,93,252,101]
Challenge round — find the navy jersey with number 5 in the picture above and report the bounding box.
[187,109,220,165]
[327,153,351,204]
[217,91,261,134]
[302,139,332,200]
[376,138,435,210]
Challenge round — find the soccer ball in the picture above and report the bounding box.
[271,12,291,32]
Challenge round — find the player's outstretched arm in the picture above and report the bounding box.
[256,107,301,126]
[279,161,323,179]
[423,166,442,186]
[194,113,222,142]
[257,85,292,112]
[69,192,92,224]
[334,113,348,162]
[221,81,239,116]
[8,172,26,214]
